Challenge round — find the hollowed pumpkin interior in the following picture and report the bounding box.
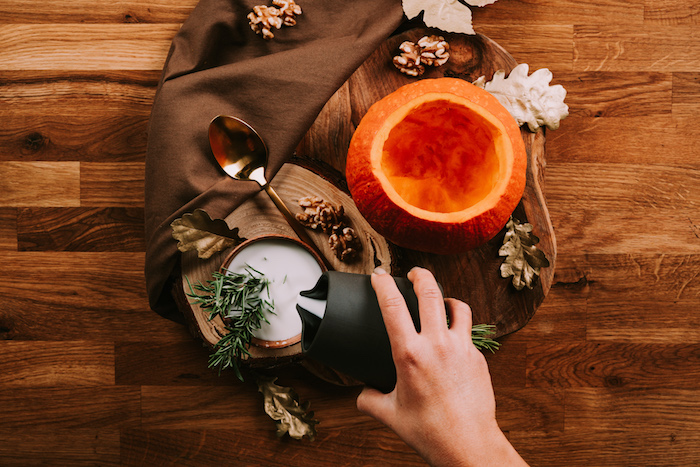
[380,99,506,213]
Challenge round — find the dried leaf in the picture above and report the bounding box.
[473,63,569,131]
[402,0,476,35]
[256,375,318,440]
[171,209,246,259]
[499,216,550,290]
[464,0,498,5]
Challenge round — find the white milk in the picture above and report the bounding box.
[225,238,323,345]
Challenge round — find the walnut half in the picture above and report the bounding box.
[329,226,361,262]
[247,5,283,40]
[393,35,450,76]
[248,0,302,39]
[393,41,425,77]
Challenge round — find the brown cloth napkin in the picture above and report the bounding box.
[145,0,405,323]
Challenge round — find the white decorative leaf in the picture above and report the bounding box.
[464,0,498,6]
[402,0,475,35]
[473,63,569,131]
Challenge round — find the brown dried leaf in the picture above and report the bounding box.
[256,375,318,440]
[499,216,550,290]
[170,209,246,259]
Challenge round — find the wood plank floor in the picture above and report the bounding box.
[1,0,699,465]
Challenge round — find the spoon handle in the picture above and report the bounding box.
[263,184,334,271]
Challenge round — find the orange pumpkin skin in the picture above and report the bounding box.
[346,78,527,255]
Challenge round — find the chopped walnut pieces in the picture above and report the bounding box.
[296,196,362,262]
[393,35,450,76]
[248,1,302,39]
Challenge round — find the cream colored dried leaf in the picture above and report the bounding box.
[499,216,550,290]
[170,209,246,259]
[473,63,569,131]
[402,0,475,35]
[464,0,498,6]
[257,375,318,440]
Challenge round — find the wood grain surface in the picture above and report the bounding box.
[1,0,700,465]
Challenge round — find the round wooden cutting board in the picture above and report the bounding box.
[179,28,556,369]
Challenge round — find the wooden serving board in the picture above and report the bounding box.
[297,28,557,338]
[179,29,556,368]
[179,164,394,367]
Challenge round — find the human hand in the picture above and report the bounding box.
[356,267,527,467]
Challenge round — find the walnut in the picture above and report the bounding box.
[249,1,302,39]
[329,227,361,262]
[417,35,450,67]
[296,196,361,262]
[248,5,282,40]
[272,0,302,26]
[392,35,450,76]
[296,196,344,234]
[393,40,425,77]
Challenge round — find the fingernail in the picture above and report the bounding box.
[408,266,422,275]
[373,267,387,275]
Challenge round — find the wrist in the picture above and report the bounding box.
[463,424,526,467]
[431,423,526,467]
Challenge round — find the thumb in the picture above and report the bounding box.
[357,386,393,424]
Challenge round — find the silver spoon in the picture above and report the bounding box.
[208,115,332,270]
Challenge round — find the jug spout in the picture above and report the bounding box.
[295,271,430,393]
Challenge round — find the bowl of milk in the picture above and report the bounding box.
[220,235,326,349]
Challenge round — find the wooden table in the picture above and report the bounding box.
[1,1,699,465]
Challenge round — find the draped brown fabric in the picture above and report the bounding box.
[145,0,405,322]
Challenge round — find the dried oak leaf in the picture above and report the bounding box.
[170,209,246,259]
[499,216,550,290]
[402,0,476,35]
[257,375,318,440]
[473,63,569,131]
[464,0,498,5]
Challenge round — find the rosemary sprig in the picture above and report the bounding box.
[471,324,501,353]
[186,266,271,322]
[186,266,274,381]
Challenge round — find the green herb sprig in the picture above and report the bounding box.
[471,324,500,353]
[186,266,274,381]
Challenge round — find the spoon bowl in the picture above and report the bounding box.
[209,115,268,185]
[208,115,332,270]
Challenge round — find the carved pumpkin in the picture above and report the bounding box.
[346,78,527,255]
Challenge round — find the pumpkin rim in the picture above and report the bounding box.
[370,91,515,223]
[346,77,528,254]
